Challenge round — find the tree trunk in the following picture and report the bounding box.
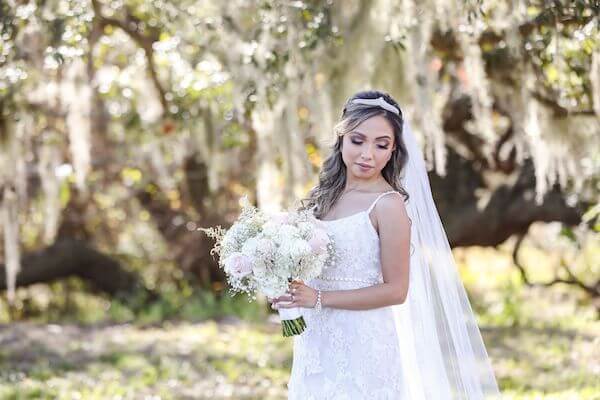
[0,238,155,302]
[432,149,589,247]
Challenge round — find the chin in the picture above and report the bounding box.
[355,167,376,175]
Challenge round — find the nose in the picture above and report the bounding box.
[360,144,374,160]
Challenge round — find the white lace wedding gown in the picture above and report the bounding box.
[287,191,410,400]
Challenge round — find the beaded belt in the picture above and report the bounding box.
[315,276,380,285]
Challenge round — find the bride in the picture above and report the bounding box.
[269,90,502,399]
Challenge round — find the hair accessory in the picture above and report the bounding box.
[351,96,400,115]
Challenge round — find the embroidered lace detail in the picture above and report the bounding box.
[288,191,408,399]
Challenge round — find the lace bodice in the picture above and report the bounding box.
[310,190,403,288]
[287,191,409,400]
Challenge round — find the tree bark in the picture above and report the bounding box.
[135,155,230,288]
[433,148,588,247]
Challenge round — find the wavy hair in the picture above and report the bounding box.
[299,90,410,219]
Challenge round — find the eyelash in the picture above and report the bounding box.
[351,139,389,150]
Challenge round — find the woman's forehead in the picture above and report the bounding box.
[351,115,394,139]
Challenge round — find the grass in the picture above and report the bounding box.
[0,319,291,399]
[0,234,598,399]
[0,305,598,399]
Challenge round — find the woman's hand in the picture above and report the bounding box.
[268,279,318,309]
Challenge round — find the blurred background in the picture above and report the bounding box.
[0,0,599,399]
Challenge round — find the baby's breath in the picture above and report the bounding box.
[198,197,337,300]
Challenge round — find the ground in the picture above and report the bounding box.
[1,313,598,400]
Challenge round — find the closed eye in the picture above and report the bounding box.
[351,140,389,150]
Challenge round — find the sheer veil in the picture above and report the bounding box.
[393,117,502,399]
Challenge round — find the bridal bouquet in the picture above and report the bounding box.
[198,195,335,336]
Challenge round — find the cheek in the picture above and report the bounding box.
[377,150,392,165]
[341,139,359,160]
[377,150,393,167]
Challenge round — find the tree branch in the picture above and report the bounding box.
[90,0,168,115]
[512,229,599,300]
[530,90,596,117]
[0,238,156,303]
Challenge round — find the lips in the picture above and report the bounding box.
[357,163,373,169]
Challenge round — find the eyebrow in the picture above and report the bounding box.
[351,131,393,140]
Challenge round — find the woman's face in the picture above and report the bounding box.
[341,114,396,179]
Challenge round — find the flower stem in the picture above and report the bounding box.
[282,316,306,337]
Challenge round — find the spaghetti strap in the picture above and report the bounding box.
[366,191,401,214]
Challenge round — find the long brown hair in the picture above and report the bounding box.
[299,90,410,219]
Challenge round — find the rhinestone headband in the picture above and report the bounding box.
[351,96,400,115]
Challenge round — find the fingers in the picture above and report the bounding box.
[289,284,305,296]
[272,300,295,309]
[271,293,296,309]
[269,294,293,304]
[289,280,304,290]
[273,294,293,303]
[269,281,304,307]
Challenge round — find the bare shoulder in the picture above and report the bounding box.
[372,192,411,234]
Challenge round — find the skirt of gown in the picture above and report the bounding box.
[286,279,409,400]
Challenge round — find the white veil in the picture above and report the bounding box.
[393,117,502,399]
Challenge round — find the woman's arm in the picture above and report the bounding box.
[319,282,406,310]
[273,280,405,311]
[273,194,411,311]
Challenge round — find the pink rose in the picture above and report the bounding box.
[224,252,254,278]
[308,228,330,255]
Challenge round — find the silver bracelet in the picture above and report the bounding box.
[315,289,322,312]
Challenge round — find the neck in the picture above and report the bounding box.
[344,175,388,192]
